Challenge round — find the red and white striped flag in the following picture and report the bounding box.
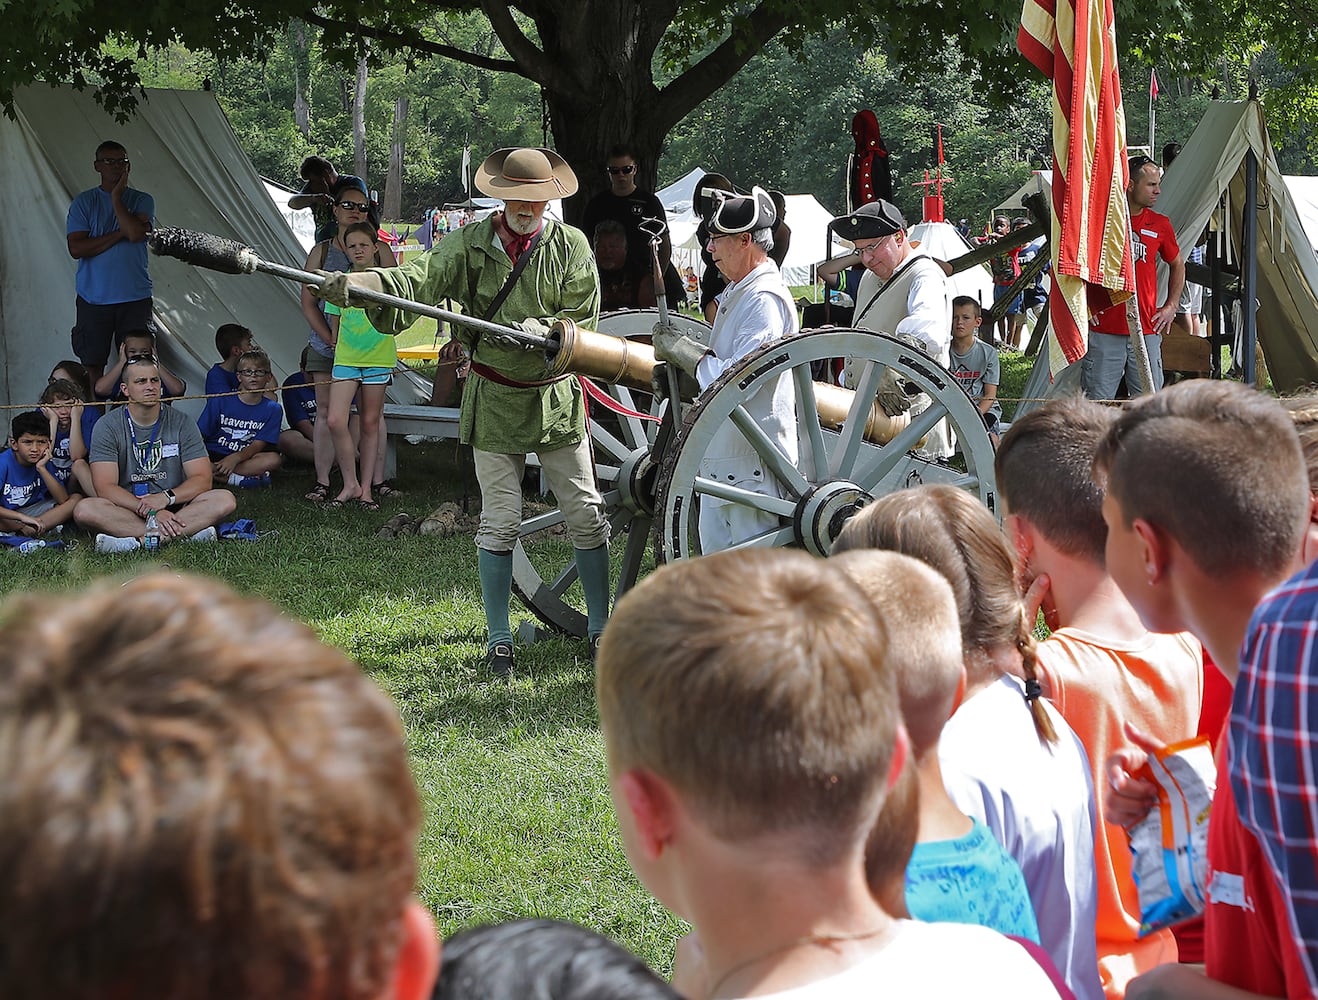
[1018,0,1135,376]
[1150,69,1160,101]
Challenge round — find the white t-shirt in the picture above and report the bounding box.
[733,920,1063,999]
[939,674,1104,1000]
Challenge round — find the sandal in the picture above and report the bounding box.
[304,482,331,503]
[372,480,405,498]
[325,498,347,509]
[356,497,381,512]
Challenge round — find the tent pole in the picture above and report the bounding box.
[1242,150,1259,386]
[1208,210,1223,380]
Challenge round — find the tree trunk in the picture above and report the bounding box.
[353,54,369,184]
[290,19,311,140]
[384,92,408,221]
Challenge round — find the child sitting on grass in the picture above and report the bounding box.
[948,295,1003,444]
[40,378,98,498]
[833,485,1103,1000]
[0,410,79,540]
[325,221,396,511]
[832,548,1040,944]
[596,548,1066,999]
[196,349,283,489]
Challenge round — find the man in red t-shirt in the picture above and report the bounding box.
[1082,155,1185,400]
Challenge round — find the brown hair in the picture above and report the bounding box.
[40,378,88,405]
[215,322,252,360]
[996,396,1116,564]
[596,549,901,864]
[1281,391,1318,491]
[49,359,94,400]
[238,349,272,372]
[830,549,963,757]
[0,573,420,1000]
[833,485,1058,746]
[1093,380,1308,580]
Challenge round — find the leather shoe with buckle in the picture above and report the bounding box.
[485,642,514,677]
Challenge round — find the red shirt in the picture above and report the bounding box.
[1089,208,1179,336]
[1205,736,1312,997]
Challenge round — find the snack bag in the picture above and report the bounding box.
[1129,736,1216,935]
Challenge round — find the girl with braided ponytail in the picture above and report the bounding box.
[832,484,1103,1000]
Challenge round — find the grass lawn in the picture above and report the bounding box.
[0,440,687,970]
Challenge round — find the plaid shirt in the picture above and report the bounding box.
[1230,558,1318,994]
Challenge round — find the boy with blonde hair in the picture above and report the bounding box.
[997,397,1203,998]
[832,549,1040,943]
[0,573,439,1000]
[596,548,1064,999]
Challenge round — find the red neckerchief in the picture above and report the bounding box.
[492,212,543,264]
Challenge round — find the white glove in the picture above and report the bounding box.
[652,322,710,375]
[486,317,549,351]
[314,270,350,307]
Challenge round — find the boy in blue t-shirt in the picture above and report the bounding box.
[205,322,255,396]
[832,548,1041,944]
[0,411,79,538]
[40,379,100,498]
[949,296,1003,445]
[278,346,318,465]
[196,350,283,489]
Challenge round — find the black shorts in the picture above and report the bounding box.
[71,296,155,367]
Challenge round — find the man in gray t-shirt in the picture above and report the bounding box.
[74,358,236,551]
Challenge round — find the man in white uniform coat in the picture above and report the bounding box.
[835,199,952,455]
[651,187,798,551]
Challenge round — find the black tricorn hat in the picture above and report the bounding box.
[705,186,777,235]
[832,199,907,241]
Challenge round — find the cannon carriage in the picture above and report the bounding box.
[510,309,998,636]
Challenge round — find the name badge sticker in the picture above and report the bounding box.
[1141,228,1159,238]
[162,443,180,457]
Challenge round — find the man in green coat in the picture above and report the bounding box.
[318,147,609,677]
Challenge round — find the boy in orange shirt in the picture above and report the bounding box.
[996,398,1203,998]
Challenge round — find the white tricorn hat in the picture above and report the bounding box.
[475,147,578,201]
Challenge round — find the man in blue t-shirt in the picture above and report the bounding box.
[66,140,155,385]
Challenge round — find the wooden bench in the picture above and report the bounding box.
[381,403,461,479]
[1161,328,1213,378]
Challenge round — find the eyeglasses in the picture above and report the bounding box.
[606,165,636,176]
[336,200,370,212]
[854,238,892,257]
[236,368,270,377]
[97,157,130,165]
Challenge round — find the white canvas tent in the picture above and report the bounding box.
[263,178,316,252]
[908,221,998,308]
[657,168,847,285]
[0,84,427,411]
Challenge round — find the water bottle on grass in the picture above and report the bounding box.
[143,511,162,554]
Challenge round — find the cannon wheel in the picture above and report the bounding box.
[652,328,998,562]
[508,310,708,636]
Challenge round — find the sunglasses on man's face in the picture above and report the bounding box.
[606,165,636,176]
[337,199,370,212]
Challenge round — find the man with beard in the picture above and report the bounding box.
[317,147,610,678]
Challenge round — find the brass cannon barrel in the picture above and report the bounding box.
[544,319,913,446]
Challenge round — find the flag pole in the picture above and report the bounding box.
[1149,70,1157,159]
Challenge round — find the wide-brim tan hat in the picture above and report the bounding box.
[475,147,578,201]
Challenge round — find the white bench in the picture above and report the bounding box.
[381,403,461,479]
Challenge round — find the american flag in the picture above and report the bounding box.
[1018,0,1135,376]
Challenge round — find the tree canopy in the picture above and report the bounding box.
[10,0,1317,220]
